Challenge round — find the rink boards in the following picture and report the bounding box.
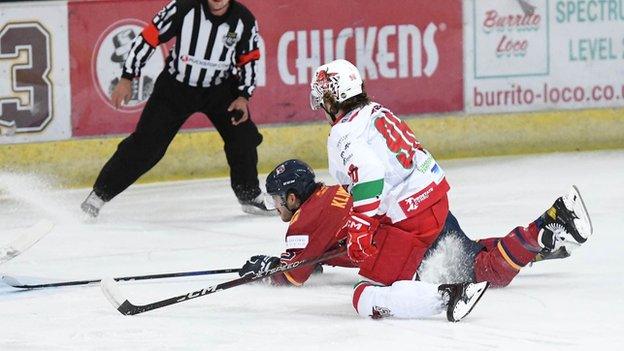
[1,108,622,188]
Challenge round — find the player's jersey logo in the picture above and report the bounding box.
[348,164,359,183]
[400,184,435,214]
[286,235,309,249]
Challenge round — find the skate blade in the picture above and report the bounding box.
[566,185,593,240]
[451,282,489,322]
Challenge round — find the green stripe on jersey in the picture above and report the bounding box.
[351,179,384,201]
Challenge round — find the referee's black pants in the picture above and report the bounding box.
[93,71,263,202]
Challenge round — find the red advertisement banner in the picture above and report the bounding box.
[69,0,463,137]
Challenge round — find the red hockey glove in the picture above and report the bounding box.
[342,212,379,263]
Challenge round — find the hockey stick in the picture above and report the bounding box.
[2,267,240,289]
[0,220,54,265]
[101,246,346,315]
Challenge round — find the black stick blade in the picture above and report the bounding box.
[118,300,143,316]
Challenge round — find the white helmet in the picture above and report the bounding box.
[310,59,363,111]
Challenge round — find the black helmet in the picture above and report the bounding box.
[266,159,316,202]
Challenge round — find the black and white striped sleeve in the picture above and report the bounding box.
[235,18,260,99]
[121,0,179,80]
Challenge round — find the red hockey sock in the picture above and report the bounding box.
[474,222,541,287]
[477,237,499,251]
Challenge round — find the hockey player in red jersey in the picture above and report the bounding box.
[303,59,593,318]
[238,159,489,322]
[240,159,356,286]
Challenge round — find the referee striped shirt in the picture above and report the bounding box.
[121,0,260,98]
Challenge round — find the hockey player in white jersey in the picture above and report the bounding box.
[238,159,489,321]
[309,59,593,319]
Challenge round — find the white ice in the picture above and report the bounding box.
[1,150,623,350]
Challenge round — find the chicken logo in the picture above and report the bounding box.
[315,69,338,89]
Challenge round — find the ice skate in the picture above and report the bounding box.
[239,193,277,216]
[438,281,489,322]
[81,191,105,218]
[537,185,593,254]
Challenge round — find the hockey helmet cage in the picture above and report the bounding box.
[266,159,316,202]
[310,59,363,110]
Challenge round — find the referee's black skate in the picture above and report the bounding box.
[81,191,106,218]
[239,193,277,216]
[438,281,489,322]
[537,185,593,254]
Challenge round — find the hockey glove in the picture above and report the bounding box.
[239,255,281,278]
[342,212,379,263]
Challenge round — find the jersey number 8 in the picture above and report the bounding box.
[374,111,422,169]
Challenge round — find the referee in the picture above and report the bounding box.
[81,0,275,217]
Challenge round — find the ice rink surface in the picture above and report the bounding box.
[1,150,623,350]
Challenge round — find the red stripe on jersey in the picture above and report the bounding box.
[353,200,380,214]
[347,110,360,122]
[237,49,260,67]
[352,281,370,312]
[336,109,360,124]
[141,23,160,47]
